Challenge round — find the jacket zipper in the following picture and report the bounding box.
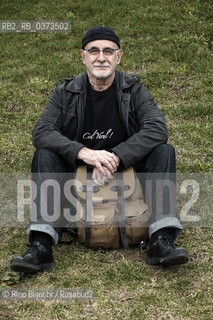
[75,91,86,141]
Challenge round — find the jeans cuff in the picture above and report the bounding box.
[149,217,183,239]
[28,224,59,245]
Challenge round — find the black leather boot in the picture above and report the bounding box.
[146,229,188,266]
[10,241,54,273]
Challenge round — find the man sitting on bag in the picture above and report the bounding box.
[10,26,188,273]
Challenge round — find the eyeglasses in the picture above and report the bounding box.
[84,47,119,56]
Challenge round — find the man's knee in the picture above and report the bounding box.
[32,148,57,164]
[145,143,176,173]
[33,147,57,159]
[153,143,175,160]
[31,148,62,172]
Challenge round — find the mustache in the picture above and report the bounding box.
[93,64,110,67]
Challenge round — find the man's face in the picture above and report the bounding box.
[80,39,123,80]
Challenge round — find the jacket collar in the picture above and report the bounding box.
[114,70,139,90]
[64,71,87,92]
[64,70,138,93]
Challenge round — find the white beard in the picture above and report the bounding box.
[92,66,112,79]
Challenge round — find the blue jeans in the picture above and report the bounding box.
[28,143,182,244]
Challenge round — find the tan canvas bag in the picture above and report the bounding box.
[75,166,149,249]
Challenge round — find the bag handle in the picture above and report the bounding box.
[75,166,136,203]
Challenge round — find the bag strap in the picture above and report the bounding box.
[85,167,93,245]
[84,166,129,249]
[116,171,129,249]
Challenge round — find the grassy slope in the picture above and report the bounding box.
[0,0,212,319]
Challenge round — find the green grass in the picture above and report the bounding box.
[0,0,213,319]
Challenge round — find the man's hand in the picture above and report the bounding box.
[92,166,114,186]
[77,147,120,174]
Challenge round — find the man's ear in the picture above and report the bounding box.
[80,49,86,64]
[116,49,123,65]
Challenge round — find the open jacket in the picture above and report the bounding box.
[32,70,168,168]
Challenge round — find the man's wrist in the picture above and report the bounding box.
[112,152,120,163]
[77,147,88,160]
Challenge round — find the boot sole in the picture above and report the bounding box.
[10,258,54,274]
[146,248,189,266]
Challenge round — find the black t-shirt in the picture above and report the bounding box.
[80,82,128,150]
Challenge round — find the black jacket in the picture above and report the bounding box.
[32,70,168,168]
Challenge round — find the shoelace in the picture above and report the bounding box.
[160,233,175,248]
[26,242,41,253]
